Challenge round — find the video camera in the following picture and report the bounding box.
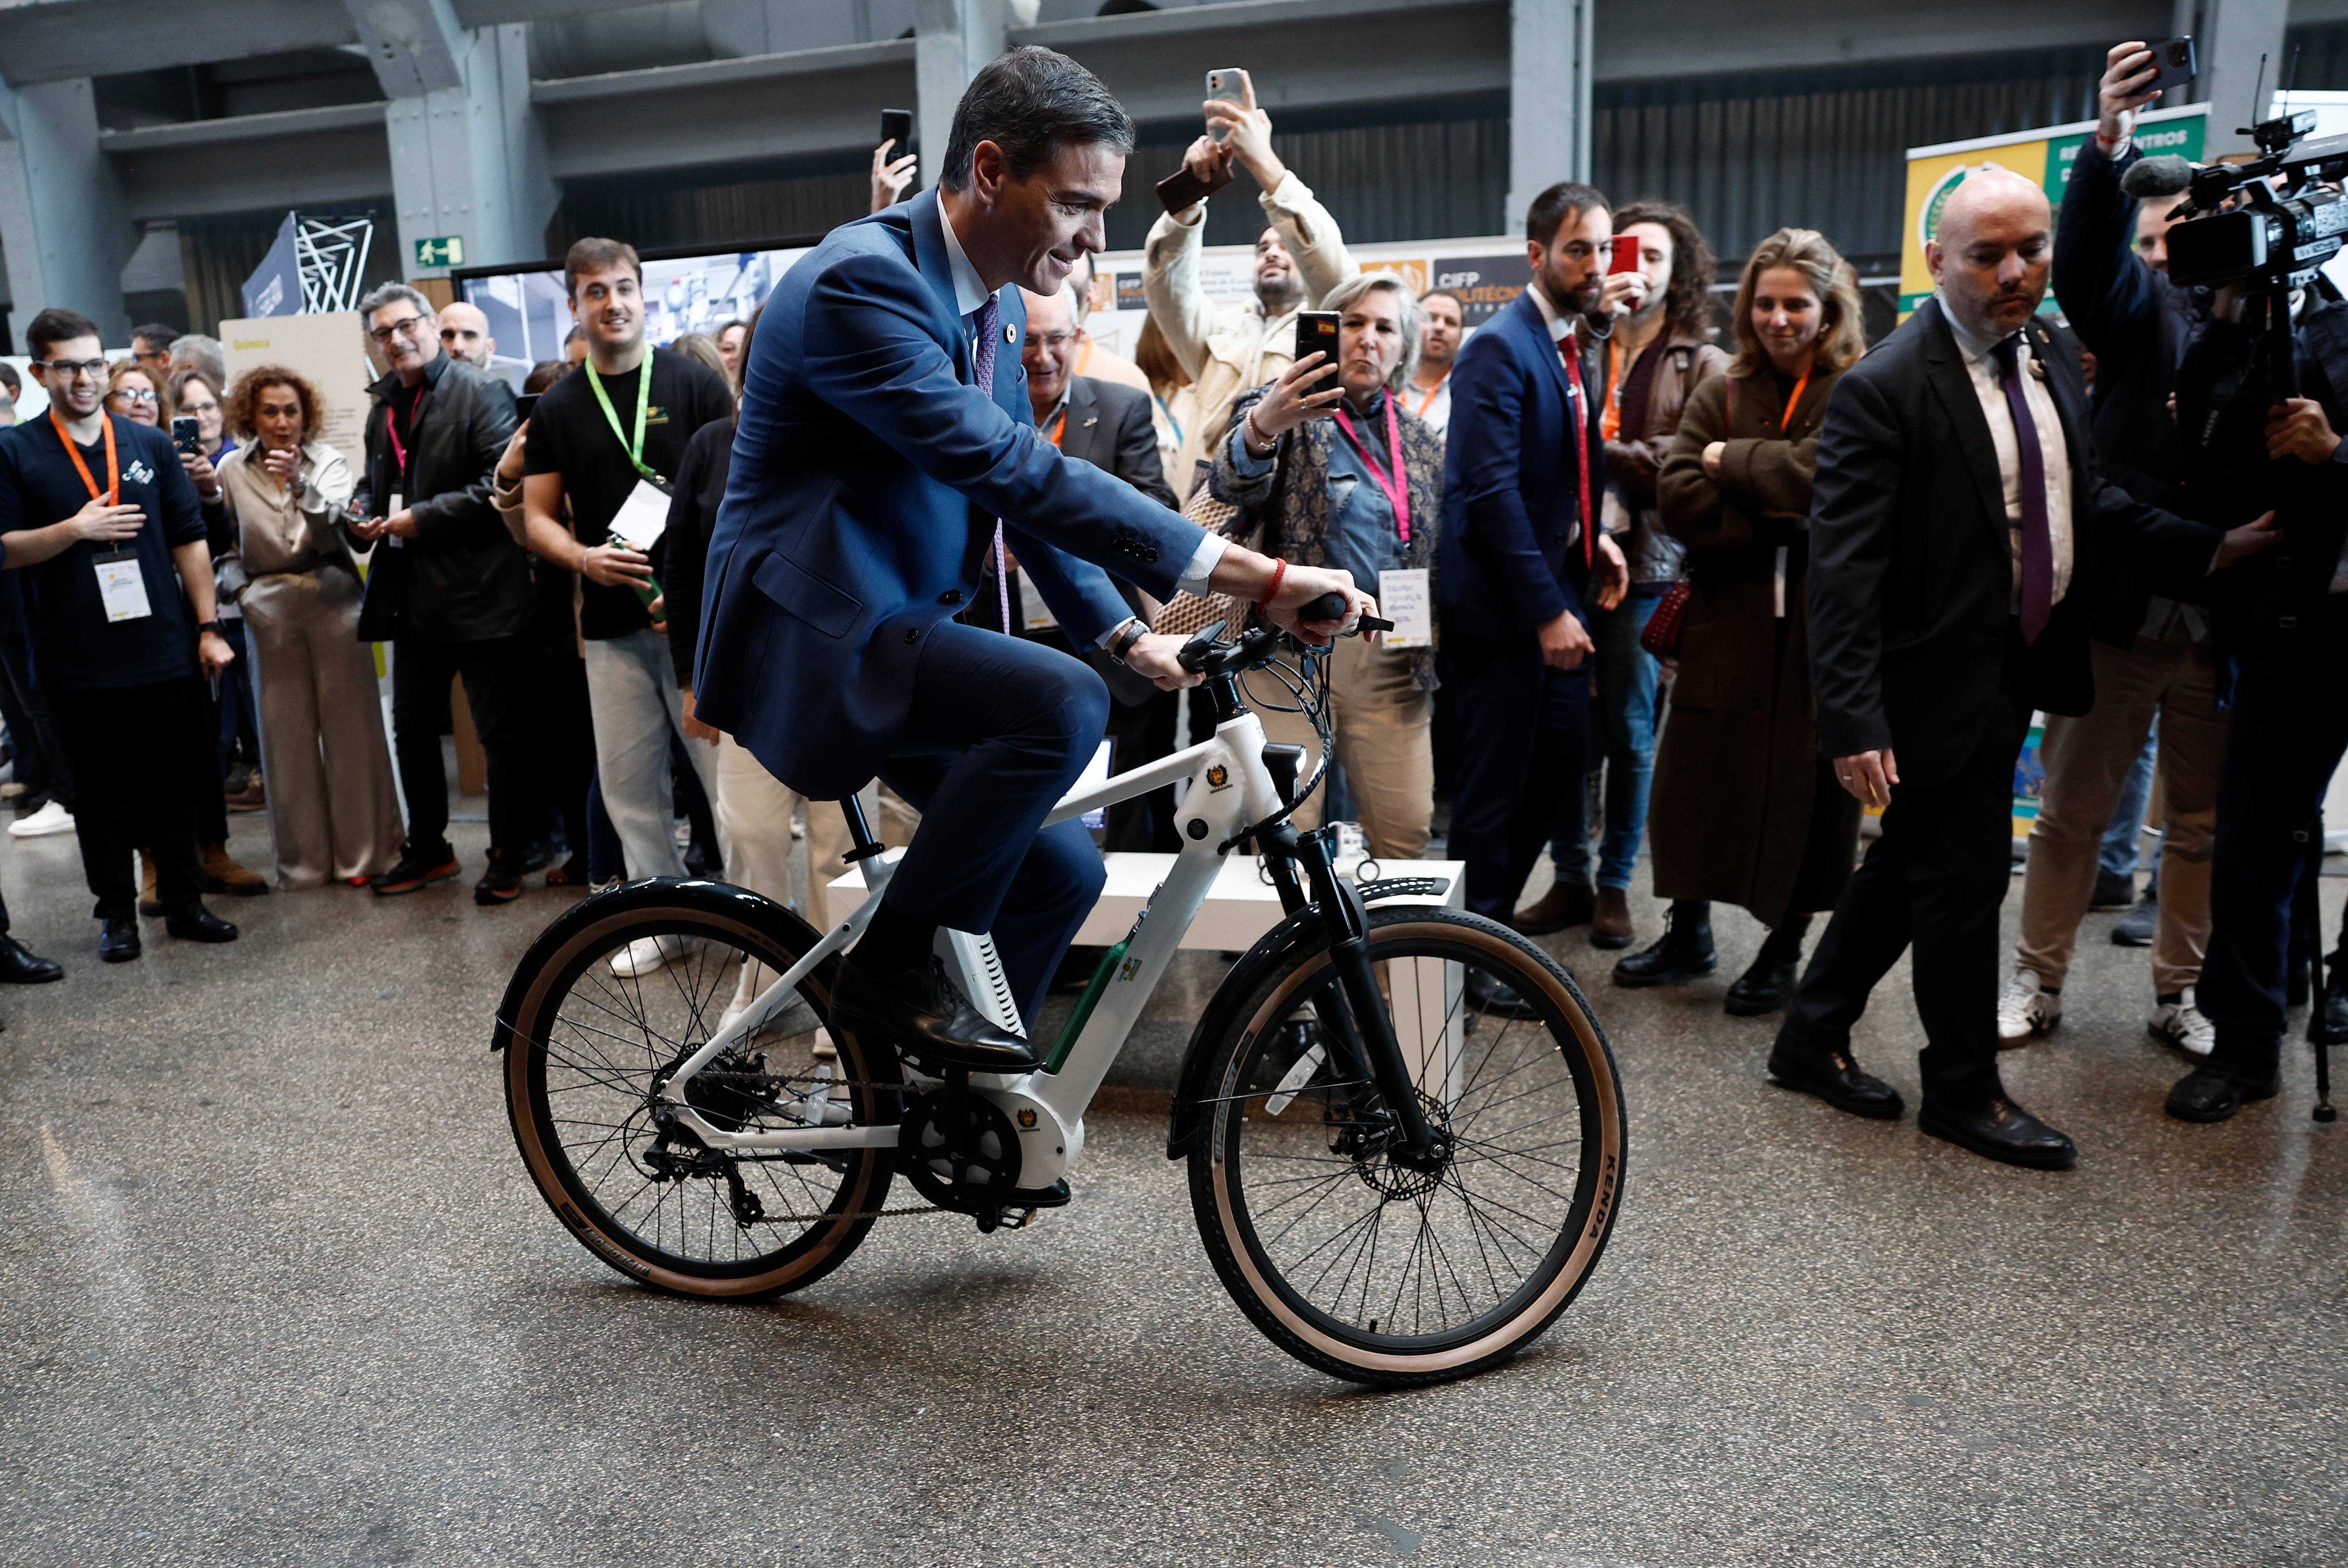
[2165,109,2348,291]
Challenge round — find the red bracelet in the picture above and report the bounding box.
[1257,556,1287,607]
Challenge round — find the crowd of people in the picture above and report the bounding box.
[0,39,2341,1166]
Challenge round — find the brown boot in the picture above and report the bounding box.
[1591,886,1634,950]
[1512,880,1594,935]
[138,852,164,917]
[203,843,270,896]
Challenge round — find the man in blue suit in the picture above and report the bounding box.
[696,47,1364,1069]
[1438,181,1632,1012]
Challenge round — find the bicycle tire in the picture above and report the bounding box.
[501,879,900,1301]
[1186,906,1626,1387]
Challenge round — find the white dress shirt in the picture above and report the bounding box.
[1939,295,2074,610]
[938,205,1221,613]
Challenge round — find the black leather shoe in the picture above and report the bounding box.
[831,954,1038,1073]
[1918,1096,2077,1168]
[1613,902,1715,989]
[2164,1064,2282,1123]
[1724,955,1796,1016]
[99,915,141,964]
[163,905,239,944]
[2089,869,2137,911]
[1465,966,1542,1019]
[2323,979,2348,1045]
[0,935,63,983]
[2110,887,2157,948]
[1766,1037,1903,1120]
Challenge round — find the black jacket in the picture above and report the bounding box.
[358,351,527,643]
[1807,299,2220,785]
[2050,139,2217,646]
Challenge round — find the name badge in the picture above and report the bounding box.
[94,549,152,622]
[1376,567,1433,648]
[1015,564,1058,632]
[384,489,404,549]
[607,476,672,553]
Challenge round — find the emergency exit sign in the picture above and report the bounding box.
[413,236,463,269]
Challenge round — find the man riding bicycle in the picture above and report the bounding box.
[695,47,1369,1071]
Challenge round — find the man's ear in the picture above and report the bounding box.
[970,139,1005,203]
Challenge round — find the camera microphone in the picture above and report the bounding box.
[2122,155,2195,198]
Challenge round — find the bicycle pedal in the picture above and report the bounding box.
[972,1181,1070,1234]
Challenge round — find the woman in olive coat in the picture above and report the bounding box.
[1626,228,1869,1014]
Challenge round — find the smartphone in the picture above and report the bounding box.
[1293,310,1341,389]
[514,393,538,423]
[1157,159,1235,214]
[171,416,201,456]
[880,108,913,152]
[1608,235,1643,276]
[1206,69,1249,142]
[2145,36,2196,98]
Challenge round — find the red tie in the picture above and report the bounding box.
[1558,332,1595,572]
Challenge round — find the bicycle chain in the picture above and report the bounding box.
[680,1071,946,1225]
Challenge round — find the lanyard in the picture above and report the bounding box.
[1776,366,1813,431]
[1599,338,1624,440]
[383,383,426,482]
[1413,373,1447,420]
[585,354,657,479]
[1045,406,1068,448]
[1331,398,1411,545]
[52,411,118,507]
[1558,333,1595,571]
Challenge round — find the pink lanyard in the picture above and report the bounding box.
[1330,398,1410,544]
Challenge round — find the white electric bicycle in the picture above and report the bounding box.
[496,607,1626,1386]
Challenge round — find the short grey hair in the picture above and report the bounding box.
[1318,270,1421,391]
[357,282,435,324]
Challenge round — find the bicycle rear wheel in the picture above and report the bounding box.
[500,880,902,1300]
[1187,906,1625,1386]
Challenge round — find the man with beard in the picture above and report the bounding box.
[1437,181,1634,1012]
[437,301,498,373]
[1143,78,1358,494]
[1408,288,1465,437]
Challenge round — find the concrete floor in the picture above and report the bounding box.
[2,806,2344,1567]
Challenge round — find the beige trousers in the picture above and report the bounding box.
[1257,633,1433,861]
[2016,623,2224,995]
[243,569,403,888]
[716,735,862,1018]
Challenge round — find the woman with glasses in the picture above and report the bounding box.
[172,368,263,813]
[212,366,401,889]
[104,361,167,428]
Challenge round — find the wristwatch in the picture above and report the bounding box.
[196,619,226,638]
[1106,617,1149,666]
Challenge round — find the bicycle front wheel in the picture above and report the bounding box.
[1187,906,1625,1386]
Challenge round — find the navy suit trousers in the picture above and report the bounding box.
[876,620,1112,1031]
[1441,633,1592,921]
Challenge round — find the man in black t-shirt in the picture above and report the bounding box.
[0,309,242,961]
[523,238,734,965]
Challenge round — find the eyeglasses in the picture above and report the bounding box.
[35,358,108,380]
[1027,331,1080,350]
[367,315,429,345]
[108,387,159,405]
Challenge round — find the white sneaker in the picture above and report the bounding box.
[1996,970,2062,1045]
[2147,991,2215,1058]
[7,801,74,838]
[610,934,685,977]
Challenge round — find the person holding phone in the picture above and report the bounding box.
[1143,70,1359,494]
[1212,271,1444,861]
[210,365,402,890]
[0,309,240,960]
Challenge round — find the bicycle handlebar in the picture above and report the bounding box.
[1173,594,1396,679]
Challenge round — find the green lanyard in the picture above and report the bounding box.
[584,353,657,480]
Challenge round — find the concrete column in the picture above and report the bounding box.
[914,0,1016,191]
[1508,0,1591,231]
[349,0,558,276]
[0,77,135,348]
[2201,0,2291,154]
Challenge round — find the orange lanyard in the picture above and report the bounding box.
[1413,373,1447,418]
[1074,338,1093,377]
[1599,338,1625,440]
[51,411,118,506]
[1776,366,1812,431]
[1046,408,1068,448]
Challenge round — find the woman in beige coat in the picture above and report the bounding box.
[215,366,403,888]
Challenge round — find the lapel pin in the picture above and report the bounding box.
[1004,322,1016,344]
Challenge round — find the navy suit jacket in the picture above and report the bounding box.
[695,189,1205,799]
[1437,288,1603,639]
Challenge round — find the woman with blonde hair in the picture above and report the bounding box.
[103,359,168,427]
[1625,227,1869,1013]
[211,365,402,888]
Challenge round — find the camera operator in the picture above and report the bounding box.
[1144,76,1358,494]
[1996,40,2244,1062]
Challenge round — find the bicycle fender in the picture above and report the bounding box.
[490,877,826,1051]
[1166,904,1327,1159]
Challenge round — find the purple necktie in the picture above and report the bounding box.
[973,293,1012,634]
[1992,333,2054,645]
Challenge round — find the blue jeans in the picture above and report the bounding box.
[2097,715,2158,880]
[1552,588,1662,891]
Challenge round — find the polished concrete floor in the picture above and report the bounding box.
[3,806,2344,1567]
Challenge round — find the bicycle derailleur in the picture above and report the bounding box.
[899,1077,1071,1234]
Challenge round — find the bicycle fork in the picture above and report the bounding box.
[1276,827,1444,1163]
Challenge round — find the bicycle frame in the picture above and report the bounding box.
[649,708,1288,1186]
